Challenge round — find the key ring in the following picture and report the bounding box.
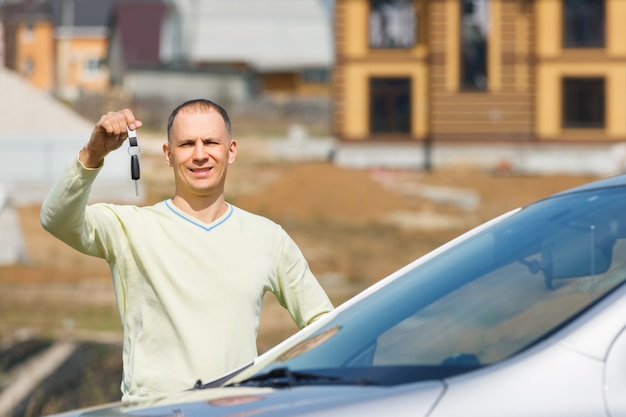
[127,129,141,156]
[127,128,141,196]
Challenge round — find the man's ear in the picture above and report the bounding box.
[228,139,237,164]
[162,143,172,166]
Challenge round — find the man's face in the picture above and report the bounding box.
[163,109,237,199]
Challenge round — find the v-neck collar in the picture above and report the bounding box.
[164,200,233,232]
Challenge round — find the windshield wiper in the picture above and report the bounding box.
[226,367,358,388]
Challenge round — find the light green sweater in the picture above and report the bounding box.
[40,158,333,400]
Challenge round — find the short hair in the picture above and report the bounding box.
[166,99,232,142]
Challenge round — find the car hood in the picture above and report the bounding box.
[52,382,445,417]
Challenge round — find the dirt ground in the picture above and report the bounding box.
[1,136,601,344]
[0,135,602,413]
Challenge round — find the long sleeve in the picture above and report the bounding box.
[40,157,122,260]
[39,164,334,399]
[273,228,334,328]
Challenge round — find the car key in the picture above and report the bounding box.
[127,128,141,196]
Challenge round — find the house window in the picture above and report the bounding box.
[369,77,412,134]
[84,58,103,76]
[563,0,605,48]
[562,78,605,128]
[300,68,330,84]
[460,0,489,91]
[369,0,416,48]
[22,58,34,77]
[22,23,34,43]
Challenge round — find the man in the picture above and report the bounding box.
[40,99,333,400]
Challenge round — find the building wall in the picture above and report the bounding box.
[261,72,298,93]
[535,0,626,141]
[15,20,54,91]
[333,0,626,147]
[124,69,251,105]
[334,0,429,141]
[258,70,332,96]
[55,34,110,100]
[429,0,534,141]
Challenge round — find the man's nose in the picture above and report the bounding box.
[193,140,207,159]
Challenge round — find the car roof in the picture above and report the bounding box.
[547,172,626,199]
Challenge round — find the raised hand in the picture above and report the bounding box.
[80,109,143,168]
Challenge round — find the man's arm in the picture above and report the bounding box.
[274,230,334,329]
[39,158,104,256]
[40,110,143,257]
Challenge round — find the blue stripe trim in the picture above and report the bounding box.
[165,200,233,232]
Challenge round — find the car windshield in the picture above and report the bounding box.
[229,185,626,387]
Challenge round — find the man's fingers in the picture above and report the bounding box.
[120,109,139,131]
[96,114,123,137]
[96,109,140,137]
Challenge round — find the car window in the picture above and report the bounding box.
[374,237,626,366]
[236,186,626,385]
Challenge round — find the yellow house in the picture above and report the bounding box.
[55,26,110,100]
[1,0,115,99]
[50,0,116,100]
[332,0,626,174]
[12,15,55,91]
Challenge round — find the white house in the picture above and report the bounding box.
[107,0,334,104]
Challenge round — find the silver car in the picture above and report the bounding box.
[48,174,626,417]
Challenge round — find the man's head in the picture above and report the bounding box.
[167,99,232,143]
[163,99,237,201]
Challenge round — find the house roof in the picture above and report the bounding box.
[184,0,334,71]
[0,66,93,135]
[0,1,53,25]
[0,67,142,203]
[47,0,119,27]
[109,0,168,66]
[106,0,334,71]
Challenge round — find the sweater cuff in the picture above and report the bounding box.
[76,154,104,171]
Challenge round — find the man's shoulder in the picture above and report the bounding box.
[230,205,282,230]
[91,200,168,218]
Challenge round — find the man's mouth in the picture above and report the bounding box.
[190,167,212,173]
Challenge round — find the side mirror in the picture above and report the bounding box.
[542,221,616,289]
